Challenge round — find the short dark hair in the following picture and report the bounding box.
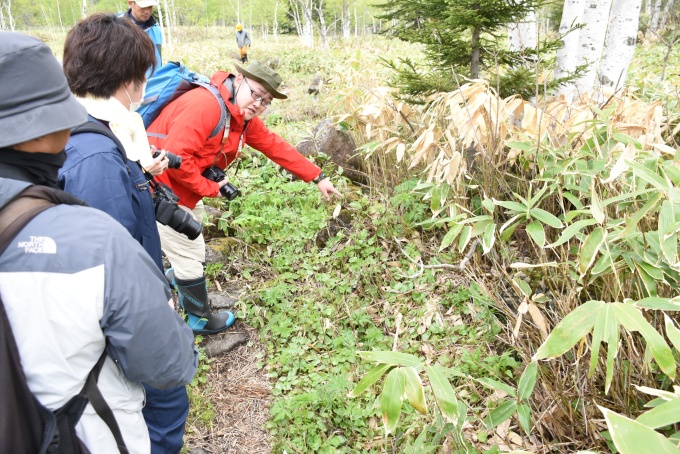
[63,13,156,98]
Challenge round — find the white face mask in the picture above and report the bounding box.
[125,82,146,113]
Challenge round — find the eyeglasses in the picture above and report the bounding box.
[243,78,273,108]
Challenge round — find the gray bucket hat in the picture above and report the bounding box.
[0,32,87,149]
[234,60,288,99]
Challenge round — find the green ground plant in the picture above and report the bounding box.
[207,144,521,451]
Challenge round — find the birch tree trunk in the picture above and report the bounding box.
[288,0,303,37]
[354,4,358,37]
[598,0,642,91]
[554,0,586,96]
[82,0,86,18]
[572,0,614,96]
[508,10,537,52]
[659,0,675,29]
[288,0,314,47]
[314,0,328,51]
[649,0,662,31]
[2,0,15,30]
[273,1,279,42]
[341,0,350,39]
[157,2,166,48]
[301,5,314,47]
[162,0,173,48]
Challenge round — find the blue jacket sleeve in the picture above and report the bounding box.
[60,136,139,240]
[100,219,198,389]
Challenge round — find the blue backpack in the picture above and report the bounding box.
[139,61,232,139]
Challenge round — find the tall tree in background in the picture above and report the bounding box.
[288,0,314,46]
[555,0,645,99]
[572,0,613,94]
[598,0,642,91]
[508,8,537,52]
[0,0,16,30]
[554,0,585,95]
[376,0,561,100]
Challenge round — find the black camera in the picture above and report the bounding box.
[153,149,182,169]
[153,183,202,240]
[202,166,241,200]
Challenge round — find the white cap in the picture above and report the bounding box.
[135,0,159,7]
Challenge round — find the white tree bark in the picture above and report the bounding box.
[599,0,642,91]
[508,10,537,52]
[572,0,614,96]
[1,0,15,31]
[341,0,350,39]
[659,0,675,29]
[314,0,328,51]
[162,0,173,48]
[81,0,86,19]
[288,0,314,47]
[354,4,358,37]
[649,0,662,31]
[273,1,279,42]
[554,0,586,96]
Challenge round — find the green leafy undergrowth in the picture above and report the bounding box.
[185,336,216,437]
[210,156,519,451]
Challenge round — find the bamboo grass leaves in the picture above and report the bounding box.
[533,300,677,393]
[349,351,464,435]
[350,352,540,436]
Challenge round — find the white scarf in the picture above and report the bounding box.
[76,95,154,168]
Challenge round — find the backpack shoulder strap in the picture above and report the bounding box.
[0,185,85,254]
[193,75,233,139]
[85,350,130,453]
[71,121,128,162]
[0,188,59,453]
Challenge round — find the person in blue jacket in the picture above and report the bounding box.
[0,30,197,453]
[58,14,189,454]
[122,0,163,70]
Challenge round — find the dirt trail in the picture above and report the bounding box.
[185,322,271,453]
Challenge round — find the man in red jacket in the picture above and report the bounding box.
[148,61,342,335]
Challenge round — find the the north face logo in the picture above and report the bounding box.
[17,236,57,254]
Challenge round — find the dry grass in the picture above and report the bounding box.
[184,322,271,454]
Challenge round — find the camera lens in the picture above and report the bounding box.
[155,197,202,240]
[154,150,182,169]
[220,182,242,201]
[165,152,182,169]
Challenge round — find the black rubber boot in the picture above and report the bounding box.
[174,276,234,335]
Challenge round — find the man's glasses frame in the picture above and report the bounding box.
[243,78,273,108]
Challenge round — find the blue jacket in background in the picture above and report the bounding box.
[121,10,162,74]
[59,117,164,272]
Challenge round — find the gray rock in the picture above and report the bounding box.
[308,75,323,95]
[205,332,249,357]
[205,237,241,266]
[189,448,210,454]
[296,119,366,184]
[263,57,280,70]
[208,290,241,309]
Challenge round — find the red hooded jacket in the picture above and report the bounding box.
[148,71,321,209]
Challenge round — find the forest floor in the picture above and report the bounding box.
[184,321,272,454]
